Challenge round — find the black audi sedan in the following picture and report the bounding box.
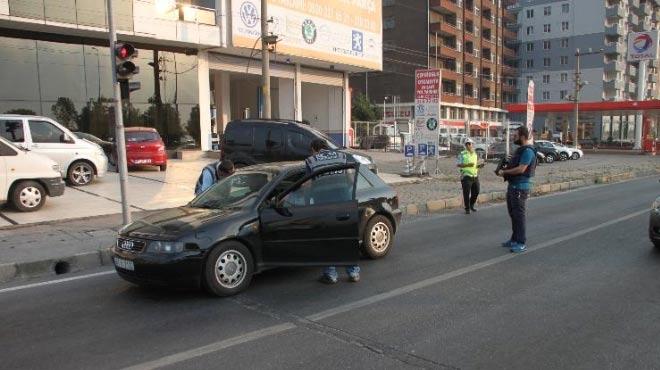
[113,161,401,296]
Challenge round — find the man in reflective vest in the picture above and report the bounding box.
[457,138,484,214]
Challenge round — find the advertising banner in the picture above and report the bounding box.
[526,80,535,132]
[232,0,383,70]
[628,31,660,61]
[413,69,441,150]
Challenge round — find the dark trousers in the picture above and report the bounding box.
[461,176,480,210]
[506,188,529,244]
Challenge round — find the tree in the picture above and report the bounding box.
[51,97,78,130]
[351,93,378,122]
[77,98,111,140]
[186,105,200,144]
[5,108,36,115]
[142,100,184,148]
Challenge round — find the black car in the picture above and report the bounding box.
[113,161,401,296]
[74,132,115,164]
[533,141,561,163]
[488,142,547,163]
[222,119,377,172]
[650,194,660,248]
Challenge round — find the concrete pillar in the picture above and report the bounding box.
[342,72,351,147]
[634,60,648,150]
[278,78,295,120]
[294,63,302,121]
[198,51,211,151]
[213,71,231,134]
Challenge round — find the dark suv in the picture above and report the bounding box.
[221,119,377,171]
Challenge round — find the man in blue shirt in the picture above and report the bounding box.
[194,159,235,196]
[496,126,537,253]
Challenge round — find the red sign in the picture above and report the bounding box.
[526,80,535,131]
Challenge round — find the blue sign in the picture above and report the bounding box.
[404,145,415,157]
[427,144,436,157]
[418,143,428,157]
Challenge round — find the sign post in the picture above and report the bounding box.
[628,31,659,150]
[413,69,441,176]
[526,80,535,143]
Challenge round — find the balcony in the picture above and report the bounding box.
[430,0,464,15]
[503,28,517,41]
[503,11,516,25]
[628,81,637,93]
[442,92,463,104]
[605,23,624,37]
[430,20,463,36]
[431,45,463,60]
[502,84,517,93]
[630,0,641,9]
[604,79,625,91]
[650,60,658,68]
[650,74,658,84]
[604,60,625,73]
[628,65,638,78]
[501,64,517,76]
[604,42,626,56]
[606,4,625,19]
[442,69,464,81]
[502,46,516,59]
[629,13,640,26]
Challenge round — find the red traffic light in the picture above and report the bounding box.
[115,43,137,60]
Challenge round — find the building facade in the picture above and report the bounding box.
[0,0,383,150]
[508,0,660,143]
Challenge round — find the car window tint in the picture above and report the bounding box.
[191,172,270,209]
[286,131,309,151]
[0,119,25,142]
[254,127,283,153]
[126,131,159,142]
[270,171,306,200]
[29,120,66,143]
[0,141,17,156]
[283,168,356,207]
[226,125,253,147]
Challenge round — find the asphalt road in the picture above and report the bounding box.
[2,176,659,370]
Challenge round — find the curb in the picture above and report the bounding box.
[0,248,113,284]
[404,170,657,216]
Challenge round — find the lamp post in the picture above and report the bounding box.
[91,47,101,100]
[573,48,603,148]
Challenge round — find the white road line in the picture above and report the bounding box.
[123,208,648,370]
[0,270,116,294]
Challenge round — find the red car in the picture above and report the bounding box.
[124,127,167,171]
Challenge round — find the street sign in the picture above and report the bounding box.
[404,144,415,157]
[427,143,436,157]
[526,80,535,132]
[418,143,428,157]
[628,31,659,61]
[413,69,441,149]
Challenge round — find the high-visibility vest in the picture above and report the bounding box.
[459,150,478,177]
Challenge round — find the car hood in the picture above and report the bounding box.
[120,206,242,240]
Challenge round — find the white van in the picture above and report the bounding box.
[0,115,108,186]
[0,137,65,212]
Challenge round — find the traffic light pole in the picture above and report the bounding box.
[107,0,131,225]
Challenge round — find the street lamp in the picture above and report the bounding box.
[90,47,101,100]
[573,48,603,148]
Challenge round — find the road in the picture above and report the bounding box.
[1,177,659,370]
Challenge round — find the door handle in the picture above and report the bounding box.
[336,214,351,221]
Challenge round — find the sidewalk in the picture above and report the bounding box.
[1,153,658,284]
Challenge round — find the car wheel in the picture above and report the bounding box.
[559,152,569,161]
[571,152,580,160]
[203,241,254,297]
[11,181,46,212]
[362,215,394,259]
[545,153,555,164]
[67,161,94,186]
[159,164,167,171]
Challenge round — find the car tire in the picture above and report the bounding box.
[159,164,167,171]
[67,161,95,186]
[203,241,254,297]
[654,240,660,248]
[10,181,46,212]
[571,152,580,160]
[361,215,394,259]
[560,152,569,161]
[545,153,555,164]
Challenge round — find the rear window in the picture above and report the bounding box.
[0,119,24,142]
[126,131,160,142]
[225,124,253,147]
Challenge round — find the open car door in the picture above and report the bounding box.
[259,163,360,266]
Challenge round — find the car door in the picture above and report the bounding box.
[259,164,360,265]
[25,119,75,170]
[253,125,284,163]
[0,141,10,201]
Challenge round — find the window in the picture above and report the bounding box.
[560,90,568,100]
[254,127,283,154]
[543,75,550,84]
[562,21,569,31]
[356,172,374,191]
[544,6,551,16]
[561,38,569,48]
[286,131,313,155]
[126,131,160,142]
[226,125,253,147]
[282,168,356,207]
[543,40,551,50]
[0,119,24,143]
[542,91,551,100]
[383,0,395,5]
[527,26,534,35]
[543,58,551,67]
[526,59,534,68]
[191,172,271,210]
[526,9,534,18]
[544,24,551,33]
[383,16,396,30]
[561,73,569,82]
[526,42,534,52]
[562,3,569,13]
[28,120,67,144]
[561,56,569,65]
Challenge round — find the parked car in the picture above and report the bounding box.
[113,160,401,296]
[536,140,583,160]
[0,115,108,186]
[533,141,561,163]
[0,136,64,211]
[222,119,377,172]
[122,127,168,171]
[650,192,660,248]
[74,132,115,164]
[488,142,547,163]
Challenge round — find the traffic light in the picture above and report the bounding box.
[115,43,139,79]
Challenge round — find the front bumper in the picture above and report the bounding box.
[41,177,65,197]
[112,246,204,288]
[95,153,108,177]
[650,210,660,242]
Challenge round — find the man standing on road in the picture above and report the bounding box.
[496,126,537,253]
[457,138,484,214]
[194,159,235,196]
[306,139,361,284]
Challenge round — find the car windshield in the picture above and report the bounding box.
[126,131,160,142]
[307,127,340,149]
[190,172,271,210]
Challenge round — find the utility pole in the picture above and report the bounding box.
[573,48,603,149]
[261,0,271,118]
[106,0,131,224]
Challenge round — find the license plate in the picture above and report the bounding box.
[114,257,135,271]
[134,159,152,164]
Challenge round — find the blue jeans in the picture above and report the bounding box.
[323,265,360,279]
[506,187,529,244]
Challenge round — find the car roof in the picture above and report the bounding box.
[0,114,50,119]
[125,126,158,132]
[228,119,311,129]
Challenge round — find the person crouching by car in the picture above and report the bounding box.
[194,159,235,196]
[306,139,361,284]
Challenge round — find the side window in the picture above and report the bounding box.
[29,120,67,143]
[0,141,17,156]
[254,127,283,153]
[225,125,253,148]
[356,173,373,191]
[0,120,25,143]
[286,131,312,155]
[282,168,356,207]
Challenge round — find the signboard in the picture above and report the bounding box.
[417,143,428,157]
[427,143,436,157]
[526,80,535,132]
[413,69,441,150]
[404,144,415,157]
[232,0,383,70]
[628,31,660,61]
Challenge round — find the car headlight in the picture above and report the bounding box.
[352,154,372,165]
[149,241,185,253]
[52,164,61,173]
[653,197,660,210]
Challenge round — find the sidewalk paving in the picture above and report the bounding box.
[0,153,658,284]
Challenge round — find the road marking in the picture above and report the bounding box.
[0,212,18,225]
[121,323,297,370]
[123,208,649,369]
[0,270,116,294]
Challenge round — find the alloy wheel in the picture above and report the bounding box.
[72,164,93,185]
[215,250,247,289]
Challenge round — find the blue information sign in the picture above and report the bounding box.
[404,145,415,157]
[427,144,436,157]
[418,143,428,157]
